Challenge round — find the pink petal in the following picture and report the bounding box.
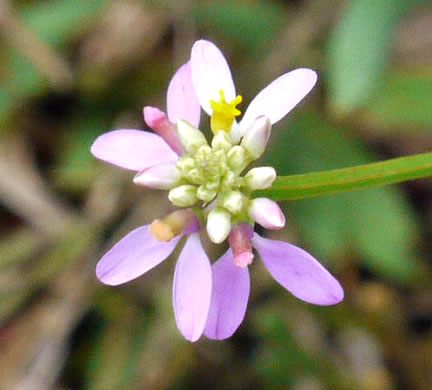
[173,233,212,342]
[133,163,180,190]
[167,62,201,128]
[204,249,250,340]
[96,225,181,286]
[240,68,317,134]
[252,234,344,305]
[249,198,285,230]
[191,40,236,115]
[91,130,178,171]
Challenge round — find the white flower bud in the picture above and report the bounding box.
[168,185,198,207]
[211,131,232,151]
[229,121,241,144]
[249,198,285,230]
[177,119,208,154]
[244,167,276,190]
[241,116,271,159]
[227,145,246,169]
[223,191,243,214]
[133,163,180,190]
[207,208,231,243]
[197,185,217,203]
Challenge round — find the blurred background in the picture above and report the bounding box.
[1,0,432,389]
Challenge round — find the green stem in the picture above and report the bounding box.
[255,152,432,201]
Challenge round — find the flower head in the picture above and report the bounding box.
[91,39,343,342]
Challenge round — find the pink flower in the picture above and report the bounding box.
[188,40,343,340]
[91,62,212,342]
[91,39,344,343]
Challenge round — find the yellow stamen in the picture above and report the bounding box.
[149,220,175,242]
[210,89,242,134]
[149,210,196,242]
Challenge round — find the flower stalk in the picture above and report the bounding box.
[256,151,432,201]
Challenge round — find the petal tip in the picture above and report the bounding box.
[143,106,165,128]
[95,262,120,286]
[297,67,318,87]
[323,282,345,306]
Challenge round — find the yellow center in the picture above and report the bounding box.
[210,89,242,134]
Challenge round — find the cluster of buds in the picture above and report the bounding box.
[135,114,283,248]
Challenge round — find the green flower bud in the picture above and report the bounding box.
[227,145,246,169]
[177,120,208,154]
[176,157,195,174]
[221,170,236,188]
[223,191,243,214]
[211,131,232,151]
[197,184,217,202]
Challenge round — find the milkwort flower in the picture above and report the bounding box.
[91,39,344,342]
[91,62,213,342]
[186,40,344,339]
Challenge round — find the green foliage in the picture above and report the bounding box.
[0,0,109,126]
[327,0,406,113]
[364,68,432,129]
[53,109,109,192]
[21,0,108,48]
[86,296,149,390]
[252,302,359,390]
[192,0,284,53]
[1,0,432,388]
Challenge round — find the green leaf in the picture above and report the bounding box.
[263,113,423,282]
[327,0,406,113]
[362,67,432,129]
[21,0,108,49]
[86,298,149,390]
[0,0,108,125]
[252,300,360,390]
[52,109,109,192]
[193,1,284,53]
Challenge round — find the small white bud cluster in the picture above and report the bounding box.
[137,115,281,244]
